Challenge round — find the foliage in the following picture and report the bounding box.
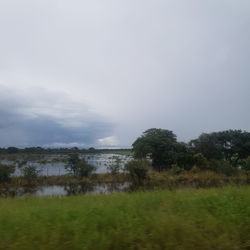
[22,166,40,185]
[0,187,249,250]
[193,153,209,170]
[107,156,122,175]
[190,130,250,161]
[124,159,149,184]
[170,164,182,175]
[0,164,15,183]
[238,156,250,171]
[65,153,96,177]
[132,128,180,171]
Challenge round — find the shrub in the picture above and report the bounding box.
[65,154,96,177]
[239,156,250,171]
[76,161,96,177]
[212,160,238,176]
[107,156,122,175]
[22,166,40,185]
[170,164,182,175]
[193,153,209,170]
[0,164,15,183]
[124,160,149,185]
[190,165,200,173]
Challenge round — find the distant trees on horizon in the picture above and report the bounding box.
[132,128,250,174]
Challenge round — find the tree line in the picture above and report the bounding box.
[132,128,250,175]
[0,147,131,155]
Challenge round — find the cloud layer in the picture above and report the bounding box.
[0,0,250,147]
[0,85,114,147]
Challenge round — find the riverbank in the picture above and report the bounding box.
[0,186,249,250]
[1,171,249,197]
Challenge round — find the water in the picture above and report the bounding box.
[2,183,130,197]
[0,153,133,177]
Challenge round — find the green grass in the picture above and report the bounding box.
[0,187,250,250]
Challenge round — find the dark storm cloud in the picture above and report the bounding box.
[0,86,114,147]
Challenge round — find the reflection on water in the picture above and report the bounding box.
[1,182,130,197]
[4,154,133,177]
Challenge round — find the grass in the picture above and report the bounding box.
[0,186,249,250]
[5,170,249,187]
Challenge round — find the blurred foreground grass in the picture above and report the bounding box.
[0,186,249,250]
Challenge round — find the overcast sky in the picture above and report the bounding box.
[0,0,250,148]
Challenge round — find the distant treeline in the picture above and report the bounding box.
[0,147,131,155]
[132,128,250,174]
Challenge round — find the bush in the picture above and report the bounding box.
[65,154,96,177]
[170,164,182,175]
[239,156,250,171]
[22,166,40,185]
[107,156,122,175]
[193,153,209,170]
[76,161,96,177]
[211,160,238,176]
[0,164,15,183]
[124,160,149,185]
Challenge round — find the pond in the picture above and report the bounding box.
[0,154,133,177]
[2,182,130,197]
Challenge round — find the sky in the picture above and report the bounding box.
[0,0,250,148]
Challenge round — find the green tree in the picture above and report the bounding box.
[190,130,250,161]
[22,166,40,185]
[0,164,15,182]
[65,153,96,177]
[132,128,179,171]
[189,133,223,160]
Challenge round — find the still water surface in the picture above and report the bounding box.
[7,183,130,197]
[2,154,133,176]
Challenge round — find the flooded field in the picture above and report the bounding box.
[3,182,130,197]
[0,153,133,176]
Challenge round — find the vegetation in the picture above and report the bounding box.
[107,156,122,175]
[0,164,15,182]
[132,128,250,175]
[21,166,40,186]
[124,159,149,185]
[0,128,250,197]
[0,187,249,250]
[132,128,181,171]
[0,147,132,155]
[65,153,96,177]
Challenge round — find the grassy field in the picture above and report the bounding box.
[0,187,249,250]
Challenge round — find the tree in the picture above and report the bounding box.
[107,156,122,175]
[132,128,179,171]
[190,130,250,161]
[0,164,15,182]
[189,133,223,160]
[22,166,40,185]
[7,147,19,154]
[65,153,96,177]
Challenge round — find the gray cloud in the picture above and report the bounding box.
[0,86,114,147]
[0,0,250,146]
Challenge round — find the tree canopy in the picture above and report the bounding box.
[132,128,181,171]
[190,130,250,162]
[133,128,250,172]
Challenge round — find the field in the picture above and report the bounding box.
[0,186,250,250]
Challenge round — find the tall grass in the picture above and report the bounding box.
[0,186,249,250]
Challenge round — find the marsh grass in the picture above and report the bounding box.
[1,171,249,197]
[0,187,250,250]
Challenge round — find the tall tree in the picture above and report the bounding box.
[132,128,178,171]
